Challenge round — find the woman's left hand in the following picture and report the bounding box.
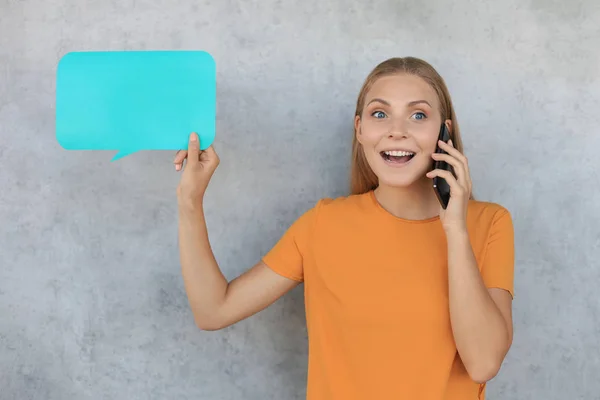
[426,139,472,232]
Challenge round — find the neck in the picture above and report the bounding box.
[373,178,441,220]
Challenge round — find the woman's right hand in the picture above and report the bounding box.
[175,132,220,210]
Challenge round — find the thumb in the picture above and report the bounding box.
[187,132,200,165]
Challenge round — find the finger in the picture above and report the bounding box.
[174,150,188,163]
[426,169,466,196]
[199,145,217,161]
[202,144,217,157]
[437,139,471,187]
[431,152,466,184]
[448,139,472,190]
[187,132,200,166]
[438,140,468,166]
[173,150,188,171]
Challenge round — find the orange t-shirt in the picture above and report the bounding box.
[262,190,515,400]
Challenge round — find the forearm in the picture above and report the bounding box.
[178,204,228,329]
[446,228,510,382]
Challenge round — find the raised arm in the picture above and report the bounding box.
[175,133,300,330]
[178,207,299,330]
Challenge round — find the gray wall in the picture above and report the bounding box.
[1,0,599,399]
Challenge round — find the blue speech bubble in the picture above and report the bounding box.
[55,50,216,161]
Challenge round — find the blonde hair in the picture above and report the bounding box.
[350,57,469,196]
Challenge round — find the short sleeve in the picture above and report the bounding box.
[261,205,317,282]
[480,208,515,298]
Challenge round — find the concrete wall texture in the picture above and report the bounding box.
[1,0,599,399]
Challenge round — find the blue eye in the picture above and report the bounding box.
[412,112,426,120]
[372,111,386,119]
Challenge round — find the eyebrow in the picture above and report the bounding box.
[366,98,432,108]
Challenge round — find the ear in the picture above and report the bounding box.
[354,115,362,144]
[445,119,452,134]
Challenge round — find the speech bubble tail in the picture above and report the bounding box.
[111,150,137,161]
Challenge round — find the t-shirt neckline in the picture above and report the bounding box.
[368,190,441,224]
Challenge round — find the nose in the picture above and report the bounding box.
[387,118,409,139]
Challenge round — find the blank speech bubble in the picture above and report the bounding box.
[55,50,216,161]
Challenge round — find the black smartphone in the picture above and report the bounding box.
[432,124,455,209]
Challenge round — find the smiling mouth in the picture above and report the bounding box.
[380,150,415,165]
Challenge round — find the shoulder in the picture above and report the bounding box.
[294,192,371,229]
[466,199,514,234]
[311,192,372,217]
[467,199,511,218]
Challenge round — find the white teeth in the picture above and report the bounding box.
[384,150,414,157]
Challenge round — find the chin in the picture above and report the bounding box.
[377,174,422,189]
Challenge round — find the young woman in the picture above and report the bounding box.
[173,57,515,400]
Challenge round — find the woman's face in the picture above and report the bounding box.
[355,73,450,189]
